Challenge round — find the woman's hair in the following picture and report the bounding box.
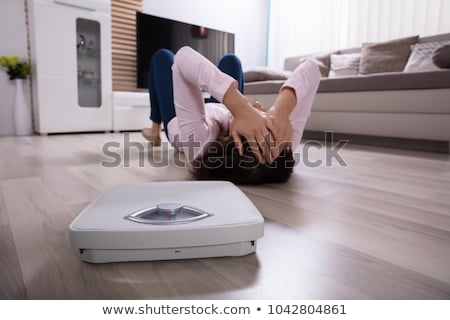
[191,136,295,185]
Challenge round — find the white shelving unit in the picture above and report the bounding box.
[27,0,112,134]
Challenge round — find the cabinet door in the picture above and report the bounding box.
[76,18,102,108]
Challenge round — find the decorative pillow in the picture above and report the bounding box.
[432,44,450,69]
[359,35,419,74]
[299,52,336,77]
[404,41,450,72]
[244,66,291,83]
[329,53,361,78]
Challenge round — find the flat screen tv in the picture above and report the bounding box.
[136,12,235,89]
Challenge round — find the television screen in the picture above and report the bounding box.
[136,12,235,89]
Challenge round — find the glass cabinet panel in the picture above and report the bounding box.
[76,18,101,108]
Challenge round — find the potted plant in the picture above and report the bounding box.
[0,56,33,135]
[0,56,30,80]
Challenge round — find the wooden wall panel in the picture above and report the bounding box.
[111,0,142,92]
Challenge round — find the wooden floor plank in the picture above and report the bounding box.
[0,185,9,226]
[0,225,28,299]
[1,177,85,299]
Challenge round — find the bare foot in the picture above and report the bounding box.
[142,127,162,146]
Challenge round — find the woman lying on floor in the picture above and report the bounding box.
[142,46,320,185]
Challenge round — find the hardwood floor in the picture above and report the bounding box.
[1,132,449,299]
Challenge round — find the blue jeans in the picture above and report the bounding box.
[148,49,244,139]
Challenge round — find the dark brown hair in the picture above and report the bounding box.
[191,136,295,185]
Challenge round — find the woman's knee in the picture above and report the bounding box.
[218,54,242,71]
[218,54,243,92]
[151,49,174,68]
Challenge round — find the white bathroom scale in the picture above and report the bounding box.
[69,181,264,263]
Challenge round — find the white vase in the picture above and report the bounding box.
[13,79,33,136]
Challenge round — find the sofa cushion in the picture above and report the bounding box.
[329,53,360,78]
[244,66,291,83]
[432,44,450,68]
[404,41,450,72]
[244,70,450,94]
[319,70,450,92]
[359,35,419,74]
[244,80,285,94]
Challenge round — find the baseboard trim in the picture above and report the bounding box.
[302,131,450,154]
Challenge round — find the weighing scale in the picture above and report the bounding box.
[69,181,264,263]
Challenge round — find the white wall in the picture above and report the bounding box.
[0,0,31,136]
[143,0,269,70]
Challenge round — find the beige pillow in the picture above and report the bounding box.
[244,66,291,83]
[359,35,419,74]
[432,44,450,68]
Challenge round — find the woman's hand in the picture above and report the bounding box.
[223,86,272,163]
[230,105,272,163]
[265,108,293,160]
[251,100,264,111]
[264,87,297,160]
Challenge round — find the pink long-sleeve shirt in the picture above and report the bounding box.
[167,46,321,164]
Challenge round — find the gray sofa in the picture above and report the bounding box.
[244,33,450,152]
